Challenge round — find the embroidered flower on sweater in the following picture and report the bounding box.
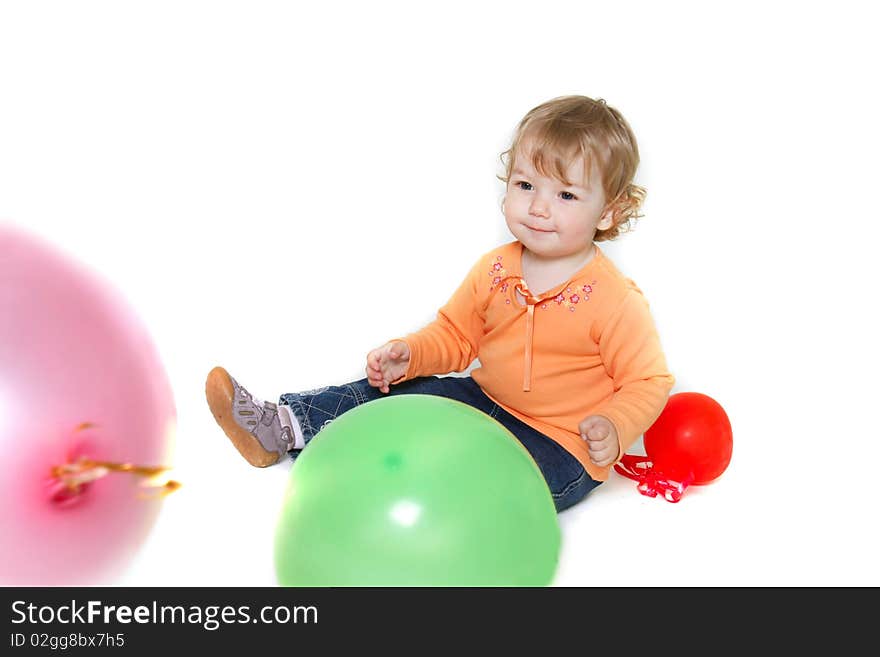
[488,256,510,293]
[545,280,598,312]
[490,253,596,312]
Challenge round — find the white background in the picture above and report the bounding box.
[2,1,878,586]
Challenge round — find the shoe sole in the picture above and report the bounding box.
[205,366,281,468]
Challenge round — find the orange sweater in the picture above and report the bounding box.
[396,241,674,481]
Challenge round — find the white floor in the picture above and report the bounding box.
[2,1,878,588]
[120,447,871,590]
[113,385,878,587]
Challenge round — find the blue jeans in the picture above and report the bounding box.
[280,375,600,512]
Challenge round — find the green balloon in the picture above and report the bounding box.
[274,394,560,586]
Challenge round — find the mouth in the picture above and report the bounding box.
[525,226,554,233]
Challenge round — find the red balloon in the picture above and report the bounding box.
[0,225,177,585]
[643,392,732,485]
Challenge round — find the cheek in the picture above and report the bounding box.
[503,195,523,218]
[561,211,598,236]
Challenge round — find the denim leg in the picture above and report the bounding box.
[279,375,498,444]
[279,375,600,512]
[488,406,602,512]
[279,379,378,443]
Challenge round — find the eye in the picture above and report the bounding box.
[515,181,533,191]
[560,191,577,201]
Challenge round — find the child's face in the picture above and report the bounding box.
[504,144,613,260]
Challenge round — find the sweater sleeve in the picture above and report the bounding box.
[590,289,675,461]
[392,257,486,382]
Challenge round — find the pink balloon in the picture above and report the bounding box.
[0,225,176,585]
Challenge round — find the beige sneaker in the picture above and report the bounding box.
[205,366,294,467]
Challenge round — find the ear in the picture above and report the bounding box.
[597,206,615,231]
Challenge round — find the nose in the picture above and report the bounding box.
[529,195,549,219]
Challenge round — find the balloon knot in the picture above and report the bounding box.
[613,455,694,503]
[50,457,181,503]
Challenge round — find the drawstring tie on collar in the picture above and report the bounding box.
[514,279,542,392]
[490,273,564,393]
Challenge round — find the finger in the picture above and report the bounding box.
[588,444,614,463]
[387,341,407,358]
[579,417,599,436]
[588,442,614,459]
[586,428,609,442]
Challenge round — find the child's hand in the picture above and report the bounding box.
[579,415,620,467]
[366,340,411,393]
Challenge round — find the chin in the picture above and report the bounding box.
[520,241,561,259]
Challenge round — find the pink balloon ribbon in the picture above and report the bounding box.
[613,455,694,503]
[50,456,181,501]
[47,423,181,506]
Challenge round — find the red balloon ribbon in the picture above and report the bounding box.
[613,455,695,503]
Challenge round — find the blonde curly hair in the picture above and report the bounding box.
[499,95,646,241]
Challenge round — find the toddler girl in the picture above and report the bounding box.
[206,95,674,512]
